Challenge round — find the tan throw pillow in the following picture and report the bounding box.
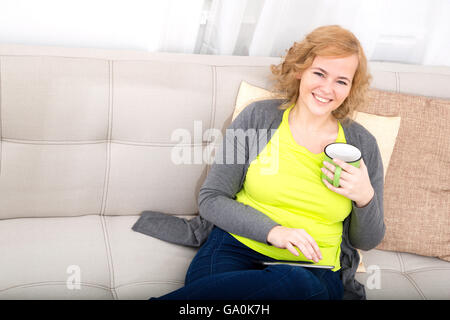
[233,81,402,272]
[232,81,283,121]
[361,89,450,262]
[353,112,401,182]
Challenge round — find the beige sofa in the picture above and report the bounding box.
[0,44,449,300]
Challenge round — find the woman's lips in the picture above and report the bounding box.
[312,93,333,104]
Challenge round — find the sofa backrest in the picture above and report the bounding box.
[0,44,450,220]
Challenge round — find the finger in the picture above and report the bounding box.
[332,158,358,174]
[321,167,334,180]
[286,242,300,257]
[322,177,345,195]
[322,165,352,185]
[300,231,322,260]
[323,160,356,182]
[290,241,312,261]
[333,169,353,182]
[322,160,336,172]
[335,178,350,189]
[293,239,317,262]
[332,170,355,186]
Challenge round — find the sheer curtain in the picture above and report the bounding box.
[197,0,450,66]
[0,0,448,66]
[0,0,204,53]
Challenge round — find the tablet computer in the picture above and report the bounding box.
[257,260,334,270]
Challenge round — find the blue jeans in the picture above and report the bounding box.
[153,226,344,300]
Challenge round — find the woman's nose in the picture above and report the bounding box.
[318,79,334,95]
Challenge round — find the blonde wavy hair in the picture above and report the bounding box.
[270,25,371,124]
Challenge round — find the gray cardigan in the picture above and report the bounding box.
[132,99,385,300]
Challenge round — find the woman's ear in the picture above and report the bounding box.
[295,72,302,80]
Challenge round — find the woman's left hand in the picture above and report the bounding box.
[321,158,375,208]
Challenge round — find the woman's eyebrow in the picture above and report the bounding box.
[312,67,351,82]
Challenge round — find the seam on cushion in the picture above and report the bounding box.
[210,65,217,135]
[115,280,184,289]
[0,138,207,146]
[0,280,187,293]
[0,281,111,293]
[362,269,426,300]
[407,267,450,274]
[100,215,118,299]
[0,139,106,144]
[368,269,429,300]
[0,213,104,221]
[100,60,113,216]
[397,253,423,299]
[397,252,405,272]
[373,267,450,274]
[402,273,426,300]
[205,65,217,177]
[369,268,406,274]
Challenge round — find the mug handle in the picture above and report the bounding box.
[333,166,342,187]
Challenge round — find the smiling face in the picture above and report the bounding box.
[296,54,359,119]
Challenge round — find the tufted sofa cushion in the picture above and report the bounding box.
[356,249,450,300]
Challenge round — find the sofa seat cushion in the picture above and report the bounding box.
[0,215,113,299]
[355,249,450,300]
[0,215,198,300]
[105,215,197,299]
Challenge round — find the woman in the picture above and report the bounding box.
[150,25,385,300]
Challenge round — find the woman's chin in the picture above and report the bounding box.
[307,105,334,118]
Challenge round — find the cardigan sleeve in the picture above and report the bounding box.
[347,134,386,250]
[198,104,280,244]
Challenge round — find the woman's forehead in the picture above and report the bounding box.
[310,55,359,78]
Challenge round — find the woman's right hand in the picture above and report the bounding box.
[266,226,322,263]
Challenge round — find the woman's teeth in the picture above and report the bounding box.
[313,93,331,103]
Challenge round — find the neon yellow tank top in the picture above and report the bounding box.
[230,104,352,271]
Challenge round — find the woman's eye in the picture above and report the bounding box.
[313,72,348,85]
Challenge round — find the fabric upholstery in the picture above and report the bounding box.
[356,249,450,300]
